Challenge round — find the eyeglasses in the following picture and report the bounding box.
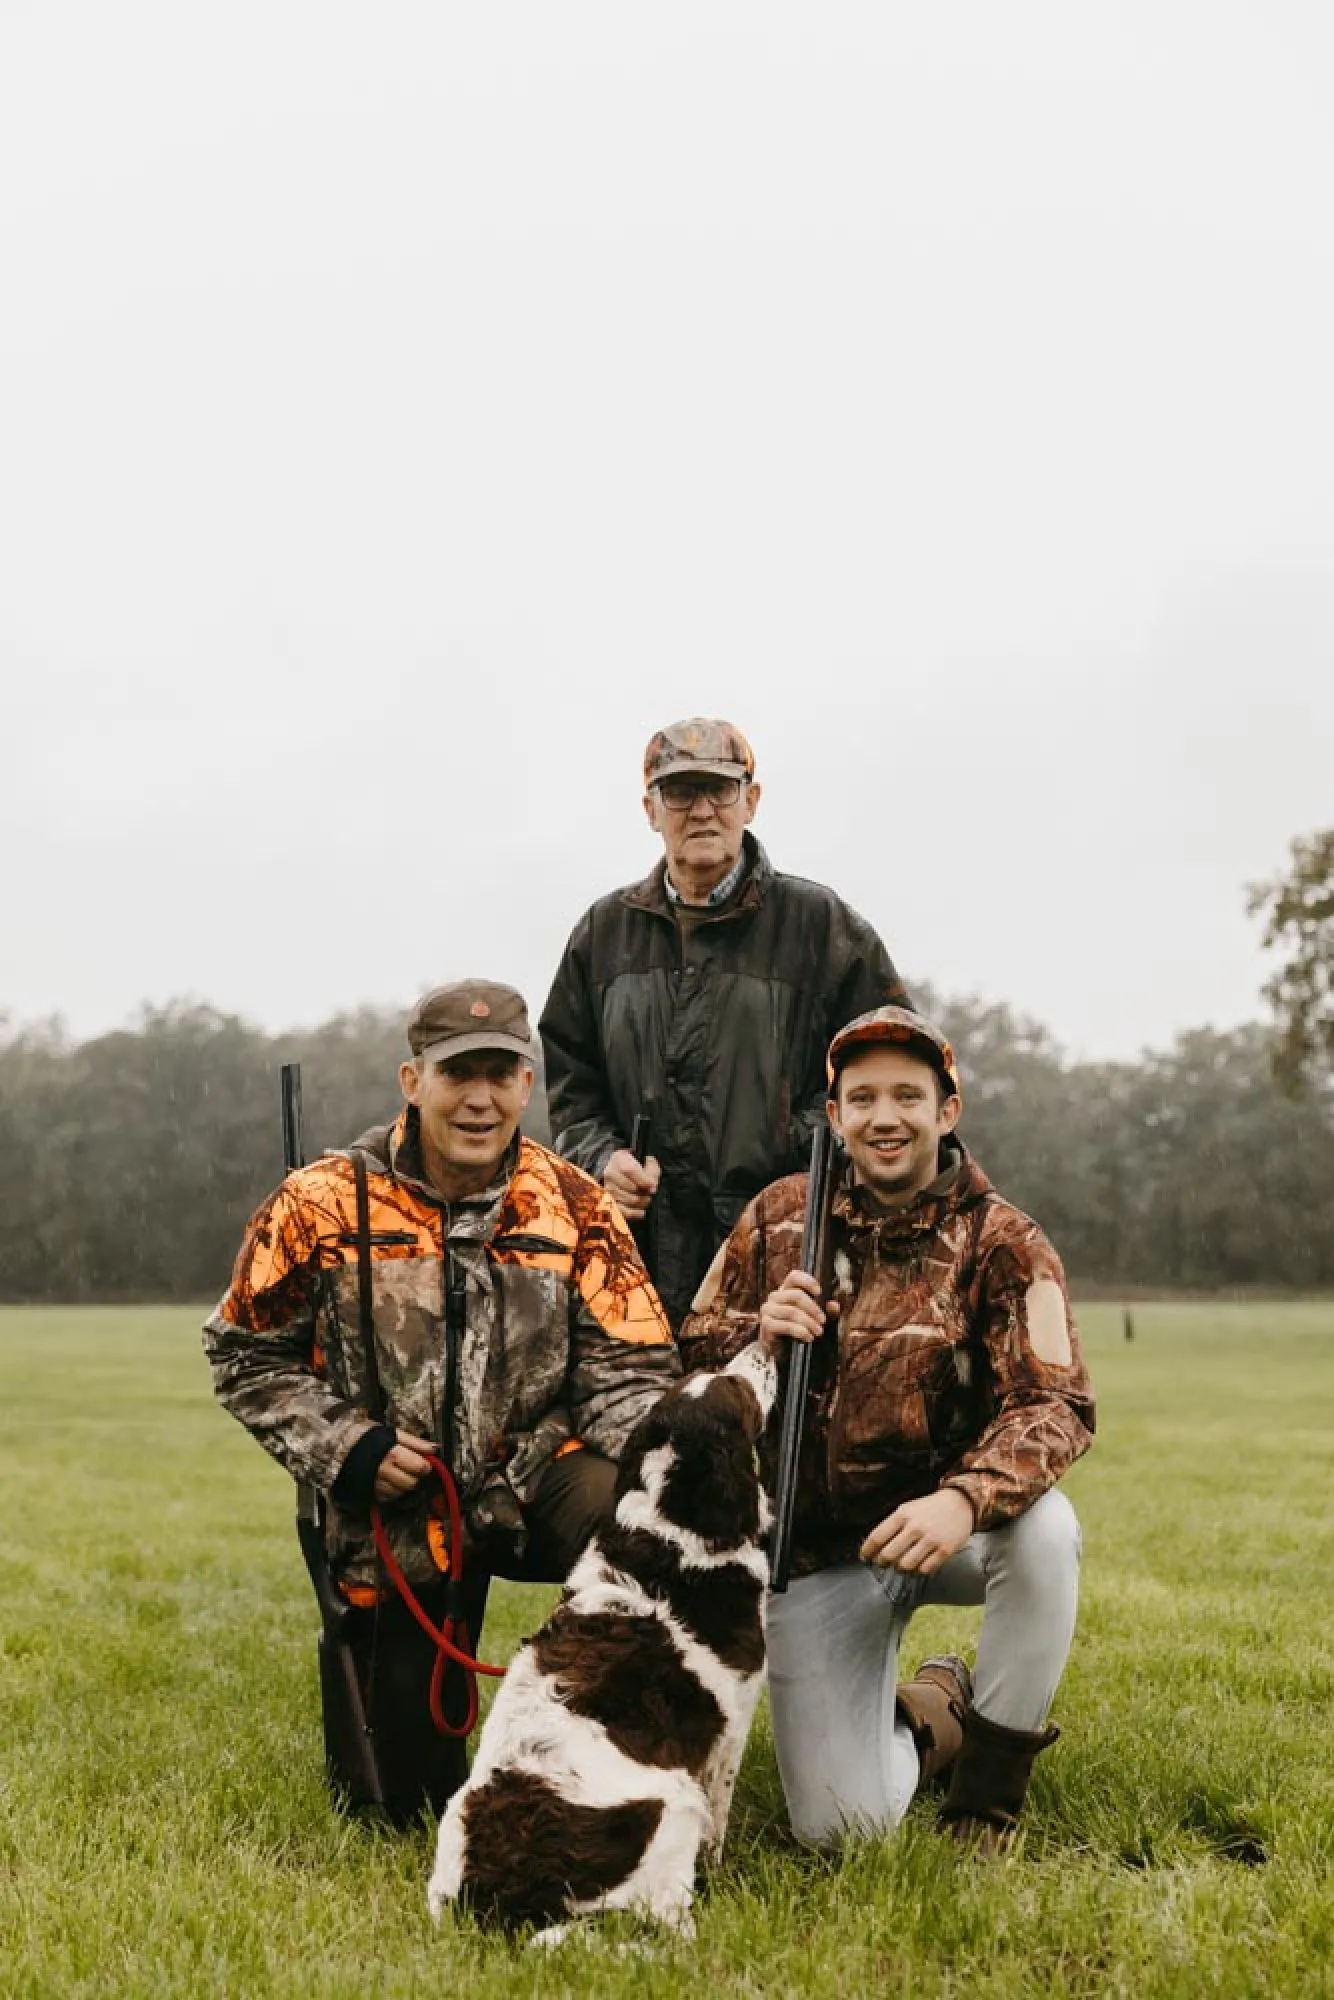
[655,775,744,811]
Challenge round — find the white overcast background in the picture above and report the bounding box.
[2,3,1331,1058]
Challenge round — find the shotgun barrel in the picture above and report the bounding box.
[767,1118,836,1593]
[280,1061,304,1180]
[628,1099,659,1285]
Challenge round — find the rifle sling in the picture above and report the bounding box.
[351,1149,464,1474]
[442,1240,465,1472]
[350,1151,388,1426]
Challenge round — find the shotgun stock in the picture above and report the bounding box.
[280,1061,385,1809]
[767,1118,836,1593]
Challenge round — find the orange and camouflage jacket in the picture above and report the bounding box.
[678,1142,1095,1578]
[202,1109,678,1592]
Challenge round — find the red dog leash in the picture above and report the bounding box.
[369,1452,506,1738]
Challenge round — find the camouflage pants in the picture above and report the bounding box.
[767,1489,1081,1845]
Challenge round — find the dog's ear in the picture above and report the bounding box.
[703,1372,766,1444]
[613,1394,678,1498]
[662,1428,760,1549]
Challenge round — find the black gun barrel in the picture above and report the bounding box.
[768,1119,835,1593]
[628,1099,659,1284]
[279,1059,385,1808]
[280,1062,305,1174]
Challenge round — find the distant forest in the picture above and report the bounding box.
[1,985,1332,1302]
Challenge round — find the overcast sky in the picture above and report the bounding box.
[3,3,1331,1061]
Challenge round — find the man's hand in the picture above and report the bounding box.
[603,1148,662,1221]
[372,1431,438,1504]
[860,1488,975,1575]
[758,1268,838,1354]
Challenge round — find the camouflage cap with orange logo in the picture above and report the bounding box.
[826,1005,962,1102]
[643,717,756,789]
[408,980,537,1069]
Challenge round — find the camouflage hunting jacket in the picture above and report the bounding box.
[203,1109,678,1592]
[539,831,909,1328]
[678,1141,1095,1577]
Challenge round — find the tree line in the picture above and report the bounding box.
[1,984,1331,1303]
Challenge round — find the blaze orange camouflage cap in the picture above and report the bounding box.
[826,1005,962,1101]
[643,717,756,788]
[408,980,537,1068]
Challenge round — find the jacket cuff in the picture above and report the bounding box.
[939,1473,998,1533]
[331,1425,398,1511]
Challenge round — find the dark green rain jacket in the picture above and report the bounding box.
[539,833,910,1325]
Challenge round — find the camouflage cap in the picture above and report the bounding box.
[643,717,756,789]
[826,1005,962,1101]
[407,980,537,1069]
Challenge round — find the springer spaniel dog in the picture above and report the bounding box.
[427,1344,777,1941]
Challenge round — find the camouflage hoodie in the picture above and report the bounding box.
[678,1141,1095,1577]
[203,1108,678,1592]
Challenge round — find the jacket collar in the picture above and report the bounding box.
[619,828,773,920]
[832,1136,993,1241]
[664,844,749,909]
[381,1105,520,1235]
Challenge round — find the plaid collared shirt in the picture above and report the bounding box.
[664,849,748,909]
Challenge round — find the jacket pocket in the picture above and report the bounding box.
[828,1325,953,1516]
[919,1339,983,1463]
[326,1489,442,1595]
[326,1255,447,1431]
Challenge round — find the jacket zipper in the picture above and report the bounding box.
[824,1301,846,1516]
[490,1232,570,1256]
[336,1229,418,1248]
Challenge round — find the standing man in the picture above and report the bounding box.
[540,718,910,1326]
[203,980,678,1823]
[680,1006,1095,1851]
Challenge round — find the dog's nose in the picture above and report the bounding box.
[723,1343,779,1422]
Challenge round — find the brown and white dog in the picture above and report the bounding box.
[426,1344,777,1940]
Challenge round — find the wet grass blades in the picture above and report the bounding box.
[1,1301,1331,1996]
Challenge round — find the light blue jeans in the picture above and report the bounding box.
[766,1488,1081,1844]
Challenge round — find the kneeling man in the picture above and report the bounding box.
[680,1006,1095,1850]
[204,980,678,1822]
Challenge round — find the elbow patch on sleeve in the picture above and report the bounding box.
[1024,1276,1073,1367]
[690,1239,731,1315]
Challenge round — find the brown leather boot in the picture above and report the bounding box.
[938,1707,1060,1854]
[894,1655,972,1787]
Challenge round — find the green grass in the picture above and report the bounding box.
[1,1302,1331,1997]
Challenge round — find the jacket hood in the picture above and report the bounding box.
[619,829,773,918]
[346,1113,396,1173]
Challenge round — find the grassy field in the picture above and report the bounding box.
[1,1303,1331,1998]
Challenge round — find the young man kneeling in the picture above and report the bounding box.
[679,1007,1095,1852]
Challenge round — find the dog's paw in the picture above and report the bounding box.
[530,1923,571,1949]
[660,1906,697,1945]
